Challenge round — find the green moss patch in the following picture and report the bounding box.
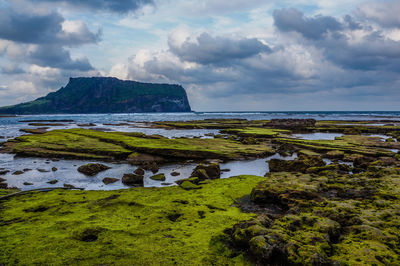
[5,128,274,160]
[0,175,264,265]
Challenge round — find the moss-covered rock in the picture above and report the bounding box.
[150,173,166,181]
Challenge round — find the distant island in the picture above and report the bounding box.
[0,77,191,114]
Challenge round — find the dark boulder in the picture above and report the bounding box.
[77,163,110,176]
[102,177,119,185]
[122,173,143,186]
[190,163,221,180]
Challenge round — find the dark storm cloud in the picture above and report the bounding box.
[168,33,271,65]
[0,8,101,45]
[29,0,153,13]
[28,45,93,71]
[273,8,342,40]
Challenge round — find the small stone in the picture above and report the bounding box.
[134,167,145,175]
[122,173,143,186]
[12,170,24,175]
[23,168,32,172]
[171,171,180,176]
[47,179,58,184]
[37,169,50,173]
[150,173,166,181]
[23,182,33,186]
[63,183,76,189]
[102,177,119,185]
[0,170,10,175]
[51,167,58,172]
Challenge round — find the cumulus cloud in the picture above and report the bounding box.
[273,8,342,40]
[168,32,271,65]
[0,8,101,45]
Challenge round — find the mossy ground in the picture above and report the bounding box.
[230,170,400,265]
[4,128,275,160]
[0,176,264,265]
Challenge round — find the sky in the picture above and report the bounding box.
[0,0,400,111]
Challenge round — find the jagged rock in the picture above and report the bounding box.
[142,161,159,174]
[77,163,110,176]
[269,155,325,173]
[190,163,221,180]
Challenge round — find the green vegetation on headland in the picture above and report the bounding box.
[0,77,191,114]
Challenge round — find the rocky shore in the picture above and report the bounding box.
[1,118,400,264]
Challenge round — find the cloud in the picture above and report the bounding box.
[0,8,101,45]
[273,8,342,40]
[356,0,400,28]
[28,0,153,13]
[168,32,271,65]
[1,64,25,75]
[27,45,94,71]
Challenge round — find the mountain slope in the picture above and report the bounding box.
[0,77,191,114]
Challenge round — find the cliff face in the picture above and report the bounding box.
[0,77,191,114]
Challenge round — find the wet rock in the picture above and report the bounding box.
[102,177,119,185]
[77,123,96,127]
[127,153,164,165]
[12,170,24,175]
[161,182,172,186]
[141,161,159,174]
[171,171,180,176]
[47,179,58,184]
[221,168,230,172]
[63,183,76,189]
[0,182,7,189]
[134,167,145,175]
[325,150,345,159]
[19,128,48,134]
[266,119,316,130]
[77,163,110,176]
[37,168,50,173]
[51,167,58,172]
[150,173,166,181]
[0,177,5,183]
[122,173,143,186]
[23,182,33,186]
[23,168,32,172]
[190,163,221,180]
[269,155,325,173]
[0,170,10,175]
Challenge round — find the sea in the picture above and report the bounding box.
[1,111,399,191]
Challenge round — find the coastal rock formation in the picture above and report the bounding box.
[0,77,191,114]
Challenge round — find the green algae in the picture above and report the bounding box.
[228,171,400,265]
[275,134,398,156]
[5,128,275,160]
[0,175,264,265]
[221,127,290,138]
